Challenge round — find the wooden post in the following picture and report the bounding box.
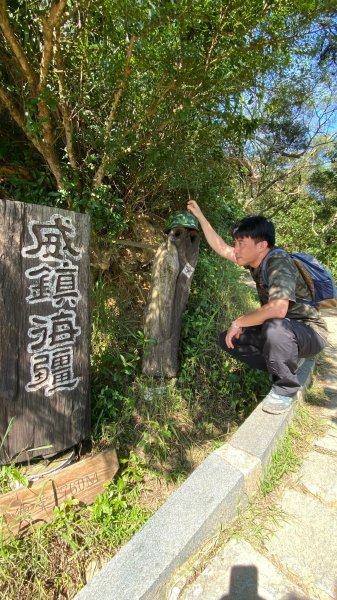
[142,220,200,377]
[0,199,91,464]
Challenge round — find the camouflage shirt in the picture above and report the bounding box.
[249,251,328,342]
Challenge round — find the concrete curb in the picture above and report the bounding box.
[74,359,315,600]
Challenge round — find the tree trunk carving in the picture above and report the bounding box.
[142,226,200,377]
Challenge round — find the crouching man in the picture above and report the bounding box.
[187,200,328,414]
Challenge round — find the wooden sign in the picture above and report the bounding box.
[0,450,118,536]
[0,199,91,464]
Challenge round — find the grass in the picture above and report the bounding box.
[0,255,271,598]
[170,388,329,595]
[0,464,27,494]
[261,405,326,496]
[0,453,151,599]
[237,397,328,543]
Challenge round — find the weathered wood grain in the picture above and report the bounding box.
[142,227,200,376]
[0,199,91,463]
[0,449,118,536]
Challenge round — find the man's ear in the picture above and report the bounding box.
[258,240,269,253]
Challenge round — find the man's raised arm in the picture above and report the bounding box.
[187,200,237,263]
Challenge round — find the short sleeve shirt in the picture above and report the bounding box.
[249,251,328,341]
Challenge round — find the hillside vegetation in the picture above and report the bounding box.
[0,1,337,597]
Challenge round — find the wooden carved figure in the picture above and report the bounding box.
[142,211,200,377]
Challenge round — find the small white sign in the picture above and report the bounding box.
[182,262,195,279]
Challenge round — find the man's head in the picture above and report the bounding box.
[232,215,275,268]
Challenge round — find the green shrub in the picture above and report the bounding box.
[178,251,270,421]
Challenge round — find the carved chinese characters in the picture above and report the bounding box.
[22,215,83,397]
[0,200,90,463]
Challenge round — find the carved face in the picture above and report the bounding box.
[168,227,199,246]
[167,227,200,266]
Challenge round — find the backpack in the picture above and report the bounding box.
[260,248,337,308]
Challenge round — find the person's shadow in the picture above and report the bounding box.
[219,566,266,600]
[219,565,305,599]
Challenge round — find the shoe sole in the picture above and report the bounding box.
[262,402,292,415]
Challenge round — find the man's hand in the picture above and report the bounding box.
[186,199,237,262]
[225,323,242,349]
[187,199,204,221]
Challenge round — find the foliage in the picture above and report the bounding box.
[0,452,150,600]
[89,276,143,451]
[247,138,337,278]
[0,464,27,494]
[179,248,270,419]
[1,0,336,229]
[0,2,337,597]
[272,192,337,278]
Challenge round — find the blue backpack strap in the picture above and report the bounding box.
[291,252,337,305]
[260,248,287,288]
[260,248,337,306]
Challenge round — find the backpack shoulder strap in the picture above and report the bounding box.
[290,255,315,298]
[260,248,288,287]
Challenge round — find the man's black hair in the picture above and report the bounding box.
[232,215,275,248]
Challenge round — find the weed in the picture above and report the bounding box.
[0,417,30,493]
[260,403,326,497]
[0,465,28,495]
[138,420,178,461]
[0,417,16,467]
[260,433,301,497]
[0,226,276,598]
[179,255,270,419]
[0,452,150,599]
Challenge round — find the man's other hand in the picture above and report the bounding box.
[225,323,242,349]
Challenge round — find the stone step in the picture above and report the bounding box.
[264,489,337,600]
[314,427,337,453]
[179,538,308,600]
[179,432,337,600]
[180,487,337,600]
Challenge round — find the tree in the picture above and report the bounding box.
[1,0,334,227]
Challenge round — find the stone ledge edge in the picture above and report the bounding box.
[74,359,315,600]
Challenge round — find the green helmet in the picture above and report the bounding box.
[164,210,199,233]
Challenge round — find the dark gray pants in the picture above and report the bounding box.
[218,318,326,396]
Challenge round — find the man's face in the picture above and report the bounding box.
[233,236,269,268]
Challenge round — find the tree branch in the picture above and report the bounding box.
[33,0,68,190]
[93,34,136,187]
[54,26,78,173]
[38,0,67,93]
[0,86,65,188]
[254,135,308,159]
[0,1,66,189]
[0,0,38,90]
[0,85,44,154]
[256,170,292,198]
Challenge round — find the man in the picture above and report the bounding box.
[187,199,328,414]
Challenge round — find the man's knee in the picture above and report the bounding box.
[261,318,294,345]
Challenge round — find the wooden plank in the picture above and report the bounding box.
[0,449,119,536]
[0,199,91,463]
